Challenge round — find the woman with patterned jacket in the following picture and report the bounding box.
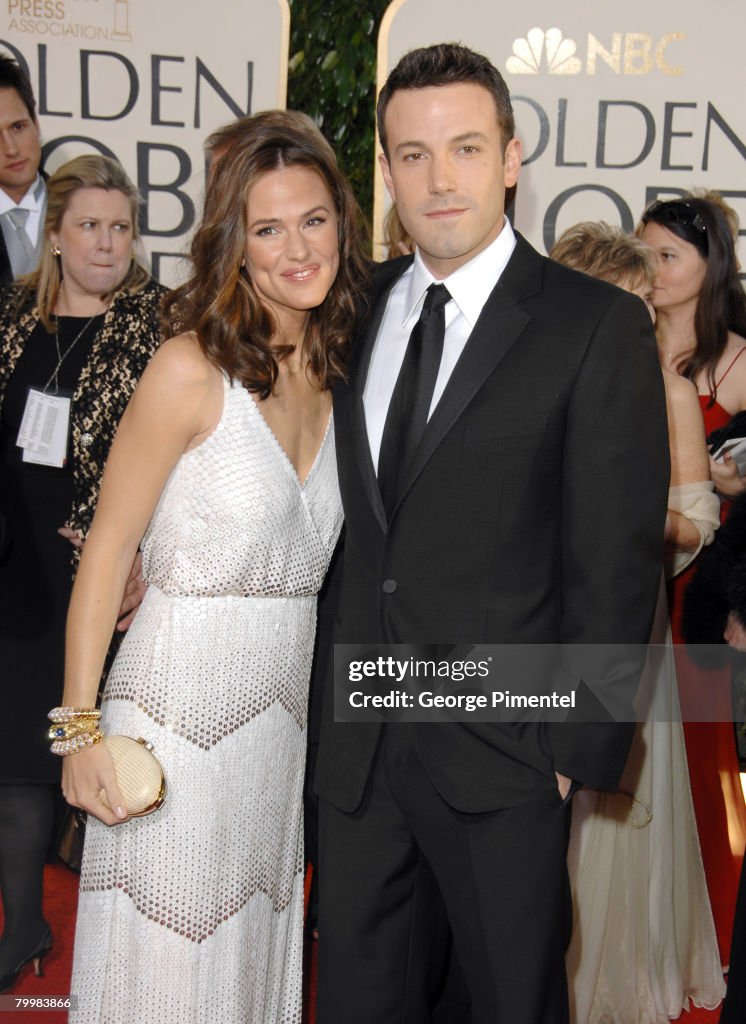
[0,155,165,992]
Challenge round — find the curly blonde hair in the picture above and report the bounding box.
[550,221,654,291]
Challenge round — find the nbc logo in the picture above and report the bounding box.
[506,27,685,76]
[507,28,582,75]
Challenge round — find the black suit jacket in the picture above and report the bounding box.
[0,224,12,291]
[316,234,669,813]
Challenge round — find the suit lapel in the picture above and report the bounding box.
[393,235,544,513]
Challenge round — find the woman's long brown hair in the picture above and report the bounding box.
[163,110,370,396]
[641,196,746,404]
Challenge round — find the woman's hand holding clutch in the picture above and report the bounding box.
[62,743,130,827]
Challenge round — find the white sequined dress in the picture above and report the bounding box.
[70,376,343,1023]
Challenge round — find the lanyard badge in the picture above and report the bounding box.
[16,387,72,467]
[14,312,99,469]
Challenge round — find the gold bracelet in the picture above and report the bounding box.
[48,706,102,724]
[47,719,99,743]
[50,729,104,756]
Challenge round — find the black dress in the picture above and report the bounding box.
[0,315,104,784]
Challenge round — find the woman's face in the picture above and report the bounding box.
[243,165,340,332]
[640,221,707,314]
[626,280,656,323]
[50,187,134,302]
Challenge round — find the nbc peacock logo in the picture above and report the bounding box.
[506,28,582,75]
[505,27,686,76]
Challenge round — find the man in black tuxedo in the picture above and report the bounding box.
[314,43,669,1023]
[0,54,45,288]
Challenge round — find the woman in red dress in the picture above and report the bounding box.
[641,195,746,967]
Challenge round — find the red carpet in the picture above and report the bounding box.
[1,864,78,1024]
[0,863,723,1023]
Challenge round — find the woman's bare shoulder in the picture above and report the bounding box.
[725,331,746,368]
[663,367,700,408]
[718,332,746,411]
[144,332,221,392]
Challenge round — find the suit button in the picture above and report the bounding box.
[382,579,398,594]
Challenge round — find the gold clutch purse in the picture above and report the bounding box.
[101,736,166,817]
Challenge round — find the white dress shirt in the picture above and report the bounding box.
[363,218,517,471]
[0,174,45,247]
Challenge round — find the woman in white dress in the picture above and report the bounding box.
[551,223,725,1023]
[56,110,368,1023]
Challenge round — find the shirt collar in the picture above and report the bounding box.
[0,175,44,216]
[403,218,517,328]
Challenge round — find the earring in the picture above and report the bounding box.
[50,244,61,256]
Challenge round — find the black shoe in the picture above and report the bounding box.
[0,926,53,993]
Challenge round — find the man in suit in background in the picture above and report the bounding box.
[315,43,669,1023]
[0,54,45,288]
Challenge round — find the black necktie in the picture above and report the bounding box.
[378,283,451,518]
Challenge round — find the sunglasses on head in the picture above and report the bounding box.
[642,199,708,237]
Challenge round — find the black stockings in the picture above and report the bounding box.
[0,784,53,971]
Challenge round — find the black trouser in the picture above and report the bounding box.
[317,726,573,1024]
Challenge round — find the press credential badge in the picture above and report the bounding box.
[16,388,71,467]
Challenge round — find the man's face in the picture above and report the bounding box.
[379,82,521,279]
[0,88,41,204]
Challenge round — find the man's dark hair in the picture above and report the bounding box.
[0,54,37,120]
[377,43,514,158]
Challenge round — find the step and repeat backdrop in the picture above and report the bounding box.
[376,0,746,262]
[0,0,290,285]
[2,1,743,276]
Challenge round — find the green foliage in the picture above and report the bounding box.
[287,0,390,226]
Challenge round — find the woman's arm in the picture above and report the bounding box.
[665,372,714,554]
[60,334,222,824]
[666,372,709,488]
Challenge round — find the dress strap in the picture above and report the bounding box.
[716,345,746,387]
